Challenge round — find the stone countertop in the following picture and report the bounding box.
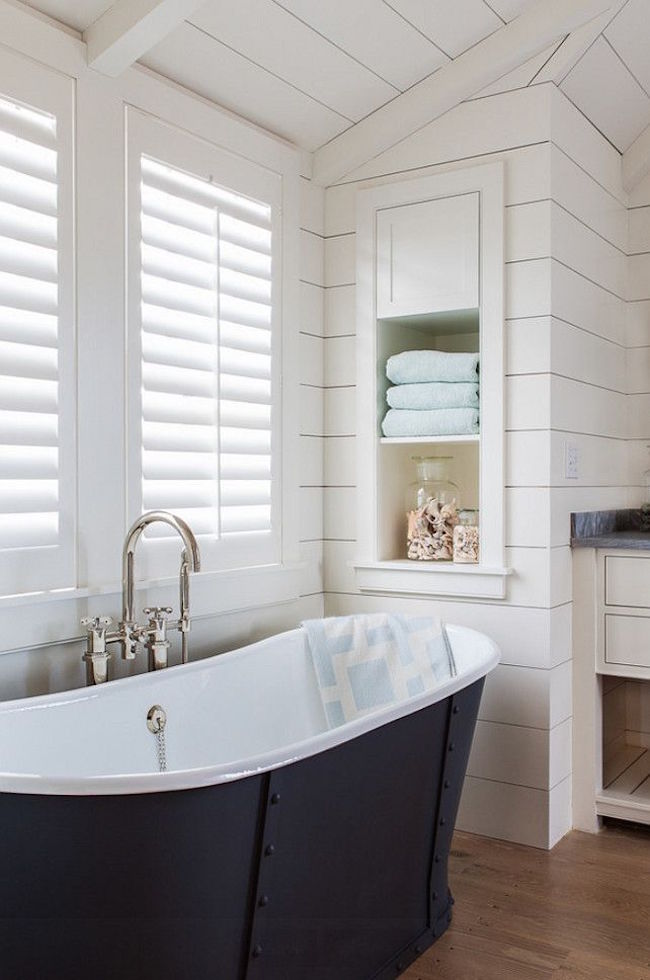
[571,509,650,550]
[571,530,650,550]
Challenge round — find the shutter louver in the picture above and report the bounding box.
[0,95,61,553]
[139,156,273,543]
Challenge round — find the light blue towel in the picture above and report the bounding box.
[387,381,479,410]
[303,614,457,727]
[382,407,479,438]
[387,350,479,384]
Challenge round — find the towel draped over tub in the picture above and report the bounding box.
[303,613,457,727]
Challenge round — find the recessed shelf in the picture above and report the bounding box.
[380,435,480,444]
[378,308,480,335]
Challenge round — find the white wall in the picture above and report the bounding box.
[321,80,639,848]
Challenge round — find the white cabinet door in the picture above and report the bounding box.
[376,192,479,318]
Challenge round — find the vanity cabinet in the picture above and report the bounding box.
[598,555,650,677]
[376,193,479,318]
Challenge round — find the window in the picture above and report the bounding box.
[127,112,282,578]
[0,65,74,597]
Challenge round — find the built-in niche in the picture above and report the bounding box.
[354,163,508,599]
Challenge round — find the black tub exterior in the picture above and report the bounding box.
[0,678,484,980]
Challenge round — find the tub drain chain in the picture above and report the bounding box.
[147,705,167,773]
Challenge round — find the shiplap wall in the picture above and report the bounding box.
[321,81,636,848]
[627,153,650,495]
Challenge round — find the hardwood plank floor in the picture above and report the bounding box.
[404,822,650,980]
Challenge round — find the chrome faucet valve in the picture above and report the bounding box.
[143,606,173,672]
[81,616,113,686]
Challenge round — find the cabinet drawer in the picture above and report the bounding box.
[605,614,650,669]
[605,556,650,607]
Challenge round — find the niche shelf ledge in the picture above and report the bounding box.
[380,435,480,445]
[352,560,511,600]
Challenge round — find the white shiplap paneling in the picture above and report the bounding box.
[560,36,650,152]
[272,0,448,91]
[384,0,502,58]
[188,0,398,122]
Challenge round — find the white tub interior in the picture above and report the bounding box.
[0,623,499,795]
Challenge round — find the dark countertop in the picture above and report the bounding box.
[571,509,650,550]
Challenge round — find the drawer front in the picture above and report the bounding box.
[605,614,650,669]
[605,556,650,608]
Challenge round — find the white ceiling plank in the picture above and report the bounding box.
[188,0,397,122]
[534,0,627,85]
[561,36,650,151]
[313,0,617,186]
[141,22,350,151]
[84,0,208,76]
[386,0,502,58]
[605,0,650,96]
[486,0,537,20]
[21,0,112,31]
[623,123,650,192]
[272,0,449,91]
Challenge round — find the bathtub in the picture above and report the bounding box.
[0,621,498,980]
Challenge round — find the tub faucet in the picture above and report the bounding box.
[80,511,201,684]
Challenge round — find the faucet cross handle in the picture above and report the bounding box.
[143,606,173,625]
[81,615,112,631]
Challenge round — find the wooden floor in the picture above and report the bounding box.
[404,822,650,980]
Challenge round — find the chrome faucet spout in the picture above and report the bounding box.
[120,511,201,662]
[81,511,201,684]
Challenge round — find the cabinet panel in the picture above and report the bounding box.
[605,614,650,670]
[376,193,479,318]
[605,556,650,607]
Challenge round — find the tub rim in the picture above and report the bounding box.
[0,623,499,796]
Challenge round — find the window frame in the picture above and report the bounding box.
[0,11,303,654]
[0,47,76,598]
[126,109,285,581]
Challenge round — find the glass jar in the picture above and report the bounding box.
[453,509,479,564]
[405,457,460,562]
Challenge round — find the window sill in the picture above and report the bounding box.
[0,563,307,655]
[353,560,511,600]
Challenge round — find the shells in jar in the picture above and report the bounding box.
[406,496,458,561]
[453,523,479,563]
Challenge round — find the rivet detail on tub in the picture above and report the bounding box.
[425,682,484,955]
[245,772,286,970]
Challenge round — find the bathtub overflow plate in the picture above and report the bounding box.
[147,705,167,734]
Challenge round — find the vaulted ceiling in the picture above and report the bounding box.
[19,0,650,155]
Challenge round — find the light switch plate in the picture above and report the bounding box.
[565,441,579,480]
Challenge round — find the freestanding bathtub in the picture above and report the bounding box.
[0,622,498,980]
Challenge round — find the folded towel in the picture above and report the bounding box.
[303,614,457,727]
[387,381,479,410]
[387,350,479,385]
[382,407,479,438]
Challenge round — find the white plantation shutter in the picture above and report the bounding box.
[0,67,74,596]
[128,114,282,575]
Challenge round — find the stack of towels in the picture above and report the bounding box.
[381,350,480,438]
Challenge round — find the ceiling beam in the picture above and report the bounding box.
[84,0,206,76]
[534,0,628,85]
[313,0,617,186]
[623,123,650,193]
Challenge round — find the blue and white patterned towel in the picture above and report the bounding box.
[302,614,457,728]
